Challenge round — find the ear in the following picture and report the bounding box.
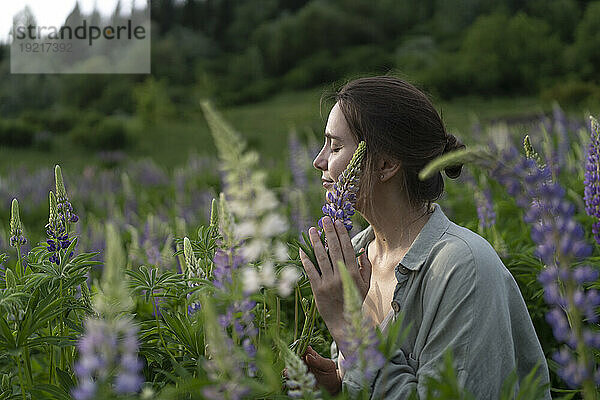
[376,157,402,182]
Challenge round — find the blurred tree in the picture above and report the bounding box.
[251,1,381,76]
[458,12,561,93]
[133,77,175,125]
[225,0,279,52]
[181,0,202,31]
[152,0,177,34]
[429,0,496,39]
[525,0,580,42]
[570,1,600,82]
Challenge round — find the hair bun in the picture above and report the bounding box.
[443,133,465,179]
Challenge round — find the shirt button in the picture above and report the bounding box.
[391,300,401,313]
[397,265,410,275]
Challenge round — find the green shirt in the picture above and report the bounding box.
[333,203,551,399]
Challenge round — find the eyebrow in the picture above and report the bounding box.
[324,132,343,140]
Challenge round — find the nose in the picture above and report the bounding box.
[313,144,328,171]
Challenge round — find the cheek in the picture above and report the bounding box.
[329,153,352,180]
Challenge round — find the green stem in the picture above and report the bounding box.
[16,245,23,279]
[152,294,177,364]
[276,296,281,340]
[16,356,26,400]
[263,293,267,336]
[59,278,65,371]
[48,321,54,384]
[294,287,299,341]
[23,347,33,387]
[296,298,317,356]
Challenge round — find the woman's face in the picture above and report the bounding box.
[313,102,359,192]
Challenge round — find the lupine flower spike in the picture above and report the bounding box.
[293,141,367,273]
[9,199,26,248]
[292,141,366,356]
[319,141,366,232]
[55,165,79,229]
[46,191,69,265]
[183,236,203,314]
[584,116,600,245]
[338,260,385,386]
[523,135,544,168]
[278,339,321,399]
[72,318,143,400]
[419,136,600,395]
[9,198,26,277]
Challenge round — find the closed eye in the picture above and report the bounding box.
[332,147,342,153]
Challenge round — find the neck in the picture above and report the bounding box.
[360,186,432,262]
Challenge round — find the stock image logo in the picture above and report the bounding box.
[10,1,150,74]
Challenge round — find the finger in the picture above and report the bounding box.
[305,353,336,372]
[334,219,355,266]
[304,345,317,357]
[323,217,343,272]
[299,248,320,286]
[309,226,332,278]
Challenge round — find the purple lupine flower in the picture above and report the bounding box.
[55,166,79,226]
[46,192,69,265]
[288,131,309,192]
[485,141,599,389]
[131,159,169,187]
[340,328,385,383]
[212,248,245,290]
[319,141,366,232]
[202,334,250,400]
[287,132,313,236]
[73,317,143,399]
[202,381,250,400]
[584,116,600,245]
[218,298,258,376]
[553,103,569,169]
[474,187,496,230]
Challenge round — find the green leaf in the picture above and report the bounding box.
[54,367,75,392]
[378,313,410,359]
[0,315,15,350]
[4,270,16,290]
[31,383,71,400]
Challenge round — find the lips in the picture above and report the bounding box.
[322,179,334,189]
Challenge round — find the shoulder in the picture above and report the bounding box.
[426,222,510,284]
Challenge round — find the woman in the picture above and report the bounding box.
[298,76,551,399]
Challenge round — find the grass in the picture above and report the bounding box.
[0,86,570,174]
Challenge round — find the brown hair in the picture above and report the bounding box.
[321,75,465,219]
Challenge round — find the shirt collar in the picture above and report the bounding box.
[357,203,451,271]
[400,203,450,271]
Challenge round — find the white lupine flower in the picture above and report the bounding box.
[274,242,288,261]
[241,240,268,262]
[234,221,256,241]
[241,267,261,294]
[259,261,276,287]
[202,102,290,278]
[253,191,278,214]
[259,213,288,237]
[279,340,321,400]
[278,266,301,297]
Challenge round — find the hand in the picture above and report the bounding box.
[281,346,342,395]
[303,346,341,396]
[299,217,372,339]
